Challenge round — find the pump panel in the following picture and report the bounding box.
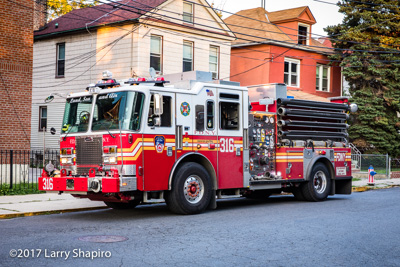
[248,114,276,176]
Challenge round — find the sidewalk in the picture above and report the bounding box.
[1,178,399,219]
[0,193,107,219]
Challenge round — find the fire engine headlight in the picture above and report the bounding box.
[61,157,73,164]
[103,156,117,164]
[277,171,282,177]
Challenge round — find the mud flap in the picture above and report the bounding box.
[207,189,217,210]
[335,178,352,194]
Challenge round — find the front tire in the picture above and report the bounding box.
[165,162,212,215]
[301,162,331,201]
[104,199,141,210]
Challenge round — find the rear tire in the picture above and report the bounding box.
[302,162,331,201]
[165,162,212,215]
[104,199,141,210]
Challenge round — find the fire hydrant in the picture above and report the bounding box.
[368,165,377,185]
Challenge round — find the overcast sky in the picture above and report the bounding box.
[207,0,345,37]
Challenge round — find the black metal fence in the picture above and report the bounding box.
[0,149,60,190]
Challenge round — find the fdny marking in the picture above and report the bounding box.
[195,130,216,135]
[154,136,165,153]
[180,102,190,116]
[335,153,346,162]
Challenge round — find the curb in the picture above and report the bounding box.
[352,186,371,192]
[352,185,398,192]
[0,206,108,220]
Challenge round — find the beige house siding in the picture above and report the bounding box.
[31,0,234,149]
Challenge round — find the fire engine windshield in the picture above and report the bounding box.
[62,96,93,133]
[92,91,145,131]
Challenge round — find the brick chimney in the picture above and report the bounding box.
[33,0,47,30]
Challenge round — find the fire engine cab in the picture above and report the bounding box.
[39,71,357,214]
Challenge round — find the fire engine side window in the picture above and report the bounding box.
[195,105,204,131]
[206,101,214,130]
[220,102,239,130]
[148,95,172,127]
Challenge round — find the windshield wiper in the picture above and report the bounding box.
[62,124,77,141]
[94,121,116,139]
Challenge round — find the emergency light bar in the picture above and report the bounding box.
[125,77,169,87]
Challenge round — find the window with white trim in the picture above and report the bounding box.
[284,58,300,87]
[39,106,47,132]
[298,24,309,45]
[56,43,65,77]
[183,41,193,72]
[209,46,219,79]
[150,35,162,73]
[183,2,193,23]
[316,65,330,92]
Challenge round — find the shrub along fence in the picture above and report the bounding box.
[0,149,59,191]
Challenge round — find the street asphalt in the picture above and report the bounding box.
[0,177,399,219]
[1,187,400,266]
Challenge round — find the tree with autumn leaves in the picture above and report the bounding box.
[326,0,400,157]
[48,0,99,21]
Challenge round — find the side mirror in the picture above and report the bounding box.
[45,95,54,103]
[154,94,163,116]
[50,127,56,135]
[153,117,161,127]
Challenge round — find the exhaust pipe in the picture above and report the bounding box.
[277,107,349,120]
[277,98,349,111]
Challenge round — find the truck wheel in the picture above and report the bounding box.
[301,162,331,201]
[165,162,212,215]
[104,199,141,210]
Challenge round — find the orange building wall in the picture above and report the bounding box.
[230,44,342,98]
[275,22,300,42]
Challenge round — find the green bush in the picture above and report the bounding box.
[0,183,44,196]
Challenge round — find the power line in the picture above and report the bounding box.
[31,0,400,87]
[184,0,400,51]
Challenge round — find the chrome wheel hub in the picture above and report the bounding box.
[313,170,327,194]
[183,175,204,204]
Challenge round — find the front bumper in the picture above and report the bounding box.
[38,176,136,193]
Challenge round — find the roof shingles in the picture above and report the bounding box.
[35,0,168,37]
[224,6,331,53]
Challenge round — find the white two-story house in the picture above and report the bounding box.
[32,0,235,149]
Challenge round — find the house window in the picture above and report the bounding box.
[56,43,65,77]
[316,65,330,92]
[183,2,193,23]
[150,35,162,73]
[39,106,47,131]
[298,25,308,45]
[209,46,219,79]
[183,41,193,72]
[284,58,300,87]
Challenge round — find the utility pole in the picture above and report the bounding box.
[261,0,266,9]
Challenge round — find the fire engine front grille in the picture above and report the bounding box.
[76,136,102,174]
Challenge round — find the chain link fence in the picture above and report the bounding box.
[352,153,400,179]
[390,158,400,178]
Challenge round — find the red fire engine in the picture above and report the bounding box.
[39,71,357,214]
